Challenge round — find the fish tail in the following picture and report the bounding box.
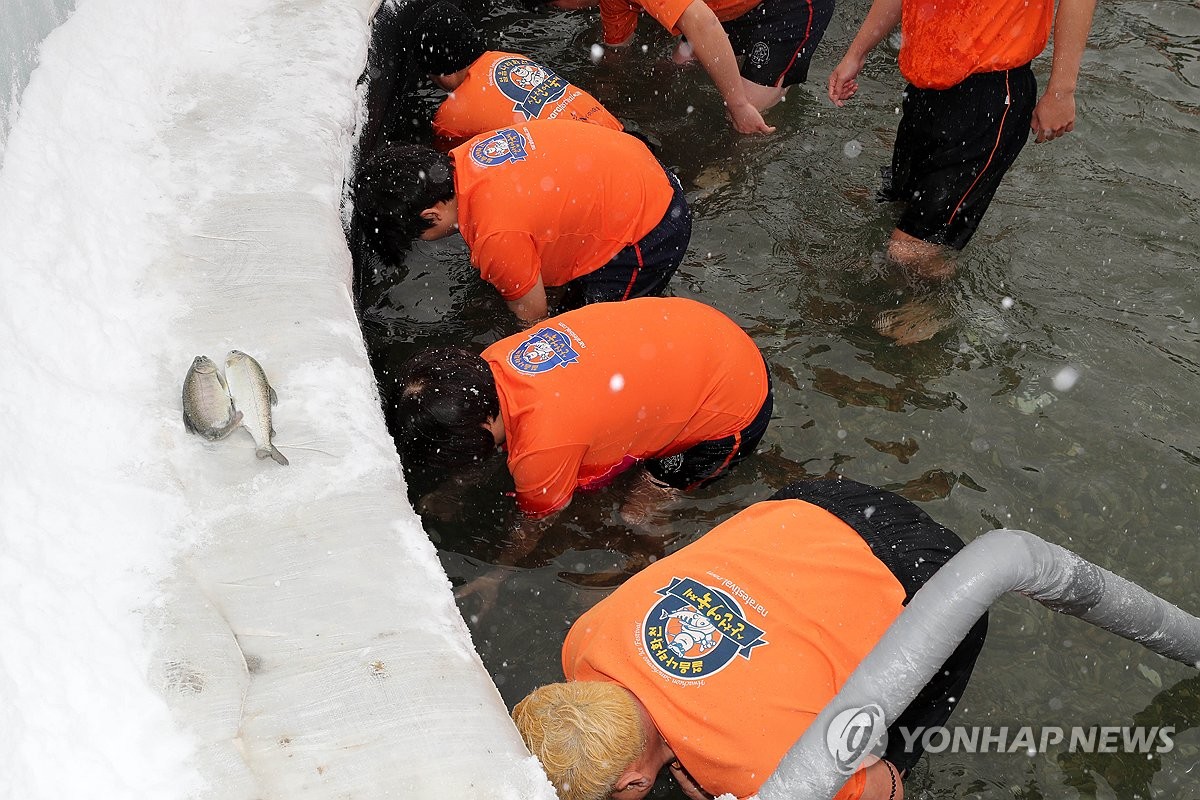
[257,444,290,466]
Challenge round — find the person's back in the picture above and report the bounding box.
[482,297,768,517]
[433,50,623,148]
[452,119,674,298]
[898,0,1053,89]
[564,495,907,797]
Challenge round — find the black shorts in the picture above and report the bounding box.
[723,0,835,88]
[559,167,691,309]
[646,367,773,490]
[884,63,1036,250]
[768,477,989,774]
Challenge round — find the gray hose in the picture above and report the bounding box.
[757,529,1200,800]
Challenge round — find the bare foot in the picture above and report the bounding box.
[874,299,951,345]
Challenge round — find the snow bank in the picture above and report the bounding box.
[0,0,552,797]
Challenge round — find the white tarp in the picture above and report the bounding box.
[0,0,553,797]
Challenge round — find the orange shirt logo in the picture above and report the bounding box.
[507,327,581,374]
[641,577,768,681]
[469,128,530,167]
[493,57,570,120]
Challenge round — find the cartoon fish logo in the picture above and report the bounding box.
[641,577,767,681]
[493,57,569,120]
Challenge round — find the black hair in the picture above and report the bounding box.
[353,144,455,261]
[413,2,486,75]
[392,347,500,472]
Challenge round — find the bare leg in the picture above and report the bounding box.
[887,228,957,281]
[619,469,683,528]
[874,229,957,345]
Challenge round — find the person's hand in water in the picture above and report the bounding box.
[726,100,776,135]
[454,569,507,617]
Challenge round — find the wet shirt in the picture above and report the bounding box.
[563,498,908,799]
[482,297,768,517]
[600,0,762,45]
[432,51,623,149]
[450,120,673,301]
[899,0,1053,89]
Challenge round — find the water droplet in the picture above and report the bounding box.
[1052,366,1079,392]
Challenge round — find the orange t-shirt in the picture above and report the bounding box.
[898,0,1054,89]
[481,297,768,517]
[600,0,761,45]
[563,499,908,799]
[432,51,623,149]
[451,120,674,302]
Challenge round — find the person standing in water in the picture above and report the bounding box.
[828,0,1097,283]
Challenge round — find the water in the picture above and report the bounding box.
[356,1,1200,796]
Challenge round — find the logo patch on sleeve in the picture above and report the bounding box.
[641,577,767,681]
[493,57,569,120]
[508,327,580,374]
[469,128,530,167]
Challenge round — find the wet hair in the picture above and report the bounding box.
[512,682,645,800]
[392,347,499,472]
[413,1,486,75]
[353,144,455,261]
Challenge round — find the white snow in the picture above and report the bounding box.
[0,0,551,798]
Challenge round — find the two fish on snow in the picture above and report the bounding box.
[182,350,288,466]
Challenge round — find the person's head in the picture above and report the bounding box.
[354,144,457,259]
[392,347,500,472]
[513,682,647,800]
[413,1,485,86]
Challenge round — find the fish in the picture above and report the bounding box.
[225,350,288,466]
[182,355,242,440]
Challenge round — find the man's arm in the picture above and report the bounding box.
[827,0,902,106]
[857,759,904,800]
[474,232,549,325]
[506,275,550,327]
[675,0,775,134]
[453,510,560,612]
[1031,0,1096,143]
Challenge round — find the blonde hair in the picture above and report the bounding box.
[512,682,646,800]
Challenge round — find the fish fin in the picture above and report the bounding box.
[269,385,278,405]
[183,409,197,434]
[257,444,289,466]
